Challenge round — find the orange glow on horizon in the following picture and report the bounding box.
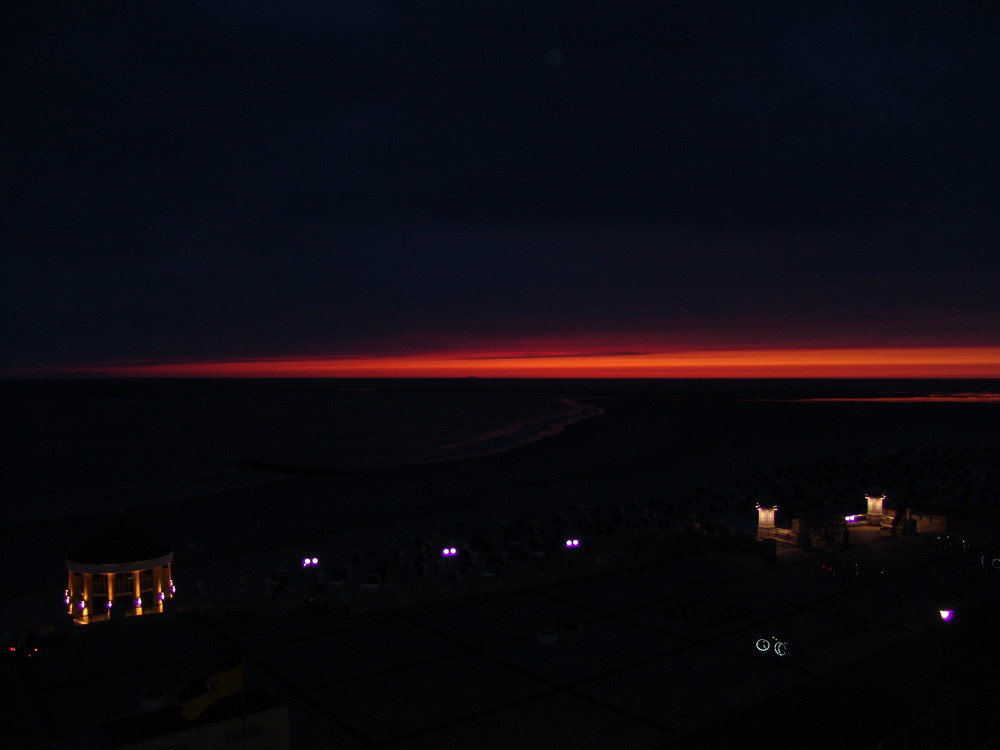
[17,346,1000,379]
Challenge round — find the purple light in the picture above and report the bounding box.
[302,557,311,567]
[135,597,142,607]
[158,592,165,601]
[565,538,580,548]
[441,547,457,557]
[106,601,112,609]
[940,609,953,622]
[311,557,319,565]
[77,601,85,610]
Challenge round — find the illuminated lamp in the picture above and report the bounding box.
[135,597,142,608]
[441,547,457,557]
[106,601,112,610]
[565,539,580,548]
[77,600,86,610]
[311,557,319,565]
[939,609,953,622]
[158,592,165,602]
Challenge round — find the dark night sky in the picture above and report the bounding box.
[3,1,999,373]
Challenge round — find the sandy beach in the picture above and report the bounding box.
[2,385,997,621]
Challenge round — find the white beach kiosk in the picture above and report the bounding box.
[65,528,175,624]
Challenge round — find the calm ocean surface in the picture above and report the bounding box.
[1,378,997,527]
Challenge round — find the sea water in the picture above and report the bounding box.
[0,378,599,527]
[2,378,996,528]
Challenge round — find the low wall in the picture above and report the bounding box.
[908,510,947,533]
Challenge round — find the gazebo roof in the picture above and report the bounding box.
[67,527,172,566]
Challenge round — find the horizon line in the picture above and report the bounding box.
[8,345,1000,379]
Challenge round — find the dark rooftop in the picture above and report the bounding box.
[67,527,172,566]
[101,688,283,746]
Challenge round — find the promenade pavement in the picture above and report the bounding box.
[4,519,1000,749]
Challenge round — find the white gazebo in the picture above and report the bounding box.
[65,528,175,624]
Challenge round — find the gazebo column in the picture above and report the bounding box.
[154,566,165,610]
[82,573,92,621]
[106,573,115,613]
[133,570,142,611]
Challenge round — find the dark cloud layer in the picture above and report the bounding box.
[3,1,999,367]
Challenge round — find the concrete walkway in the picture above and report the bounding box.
[4,522,1000,748]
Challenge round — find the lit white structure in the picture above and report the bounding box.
[865,493,886,525]
[66,528,174,624]
[756,503,777,539]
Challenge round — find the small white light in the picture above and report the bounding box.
[940,609,953,622]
